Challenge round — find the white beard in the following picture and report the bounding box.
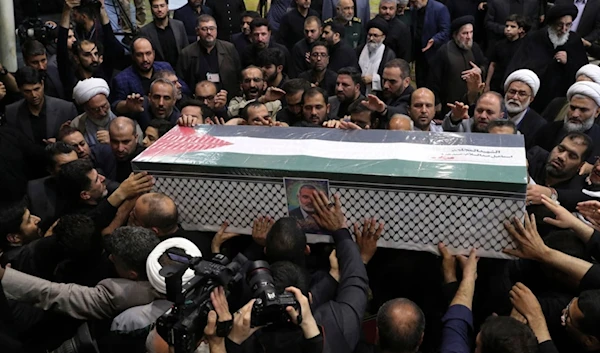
[367,42,383,53]
[564,115,595,132]
[505,99,530,115]
[548,28,569,48]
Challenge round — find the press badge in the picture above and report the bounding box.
[207,73,220,83]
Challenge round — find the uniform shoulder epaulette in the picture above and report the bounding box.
[352,17,361,23]
[324,17,334,23]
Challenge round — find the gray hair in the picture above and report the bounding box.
[104,226,160,280]
[150,78,177,98]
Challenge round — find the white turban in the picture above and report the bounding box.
[72,78,110,106]
[504,69,540,97]
[146,237,202,295]
[567,81,600,107]
[576,64,600,84]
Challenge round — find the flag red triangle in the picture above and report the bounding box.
[138,126,232,158]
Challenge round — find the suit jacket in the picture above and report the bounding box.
[140,19,189,66]
[411,0,451,63]
[26,176,61,233]
[485,0,540,39]
[556,0,600,42]
[518,108,547,150]
[5,96,77,143]
[2,267,159,321]
[44,62,65,100]
[177,39,242,100]
[328,94,366,118]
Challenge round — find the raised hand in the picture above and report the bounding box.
[361,94,386,113]
[117,172,155,199]
[503,214,551,261]
[461,61,482,79]
[261,87,286,103]
[177,114,200,127]
[211,221,241,254]
[252,216,274,246]
[447,101,469,121]
[354,218,384,264]
[96,129,110,144]
[214,90,228,110]
[308,192,347,232]
[125,93,144,113]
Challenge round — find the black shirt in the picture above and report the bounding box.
[488,38,523,93]
[414,7,426,57]
[115,144,146,182]
[156,24,180,68]
[197,44,220,85]
[279,8,320,50]
[140,76,152,97]
[298,69,338,97]
[29,101,47,145]
[205,0,246,41]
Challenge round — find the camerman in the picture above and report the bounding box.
[59,0,126,98]
[225,191,369,353]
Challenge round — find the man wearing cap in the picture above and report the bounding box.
[428,15,487,114]
[357,18,397,94]
[534,81,600,174]
[506,4,588,112]
[503,69,547,149]
[542,64,600,123]
[71,78,143,148]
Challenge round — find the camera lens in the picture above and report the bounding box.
[246,261,276,298]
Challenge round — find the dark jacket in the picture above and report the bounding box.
[231,32,252,58]
[376,15,412,62]
[242,41,295,78]
[44,62,65,100]
[177,40,242,101]
[205,0,246,41]
[328,94,366,119]
[411,0,451,63]
[27,176,61,233]
[292,39,312,76]
[278,8,320,51]
[484,0,541,41]
[5,96,77,144]
[298,69,339,97]
[140,19,189,66]
[376,84,415,126]
[541,96,568,123]
[533,120,600,164]
[518,108,547,150]
[328,40,359,73]
[173,3,213,43]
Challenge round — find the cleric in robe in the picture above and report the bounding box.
[504,4,588,113]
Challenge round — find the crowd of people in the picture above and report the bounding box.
[2,0,600,352]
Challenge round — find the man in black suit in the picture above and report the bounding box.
[177,14,242,101]
[231,11,261,57]
[21,40,65,100]
[242,18,295,78]
[26,142,78,232]
[5,67,77,148]
[502,69,547,150]
[140,0,189,69]
[556,0,600,42]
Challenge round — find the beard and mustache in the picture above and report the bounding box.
[564,114,595,132]
[548,27,570,48]
[505,98,531,115]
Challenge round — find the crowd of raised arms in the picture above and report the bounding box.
[4,0,600,352]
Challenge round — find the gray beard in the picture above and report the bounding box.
[367,42,383,53]
[564,115,595,132]
[548,28,569,48]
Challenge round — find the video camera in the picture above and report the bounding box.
[247,261,301,328]
[16,18,57,46]
[156,253,301,353]
[156,251,248,353]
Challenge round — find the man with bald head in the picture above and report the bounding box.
[195,81,228,119]
[111,37,186,115]
[388,114,413,131]
[109,117,144,182]
[128,192,213,256]
[442,92,505,133]
[409,88,442,132]
[376,298,426,353]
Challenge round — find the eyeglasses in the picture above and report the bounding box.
[199,26,217,32]
[506,89,530,98]
[243,77,263,83]
[561,298,575,326]
[89,102,109,114]
[311,52,329,58]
